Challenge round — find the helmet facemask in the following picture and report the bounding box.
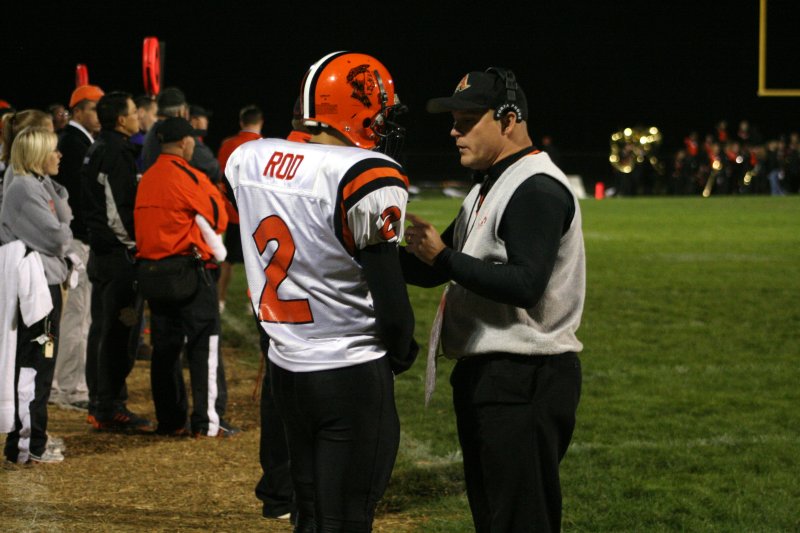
[370,68,407,160]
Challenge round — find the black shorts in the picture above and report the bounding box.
[224,223,244,263]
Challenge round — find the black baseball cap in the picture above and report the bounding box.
[157,117,200,144]
[189,104,213,118]
[426,70,528,121]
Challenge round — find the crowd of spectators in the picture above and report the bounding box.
[673,120,800,196]
[0,85,247,465]
[610,119,800,196]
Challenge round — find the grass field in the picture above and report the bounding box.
[222,195,800,531]
[222,194,800,531]
[4,195,797,532]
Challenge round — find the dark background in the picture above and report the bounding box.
[5,1,799,185]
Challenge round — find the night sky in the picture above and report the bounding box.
[6,1,799,182]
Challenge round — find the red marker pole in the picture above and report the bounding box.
[142,37,163,97]
[75,64,89,88]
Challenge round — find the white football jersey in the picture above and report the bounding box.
[225,138,409,372]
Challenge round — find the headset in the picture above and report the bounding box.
[485,67,525,123]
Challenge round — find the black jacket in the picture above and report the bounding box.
[81,130,139,254]
[54,124,93,240]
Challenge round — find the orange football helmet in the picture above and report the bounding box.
[300,51,406,157]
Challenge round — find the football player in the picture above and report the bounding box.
[224,51,417,531]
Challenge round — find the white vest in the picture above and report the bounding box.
[443,151,585,358]
[226,139,408,372]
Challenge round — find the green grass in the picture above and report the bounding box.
[223,195,800,532]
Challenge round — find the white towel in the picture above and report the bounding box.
[0,241,25,432]
[424,286,448,407]
[0,243,53,433]
[18,252,53,326]
[65,250,86,289]
[195,214,227,262]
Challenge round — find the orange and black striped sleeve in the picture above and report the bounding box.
[334,158,408,255]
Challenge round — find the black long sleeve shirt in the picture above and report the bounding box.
[400,147,575,309]
[54,124,92,240]
[81,130,139,254]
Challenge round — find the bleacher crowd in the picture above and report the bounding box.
[610,119,800,196]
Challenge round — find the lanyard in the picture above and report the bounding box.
[462,177,492,247]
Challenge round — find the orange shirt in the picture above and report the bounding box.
[135,154,228,261]
[217,130,261,224]
[287,130,312,144]
[218,130,262,170]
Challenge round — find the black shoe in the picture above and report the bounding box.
[93,406,154,433]
[262,505,295,522]
[155,426,191,437]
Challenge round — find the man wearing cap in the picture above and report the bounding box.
[188,104,221,183]
[141,88,220,183]
[134,117,235,438]
[141,86,188,172]
[50,84,104,413]
[401,69,585,532]
[189,104,211,138]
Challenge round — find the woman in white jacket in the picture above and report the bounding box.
[1,126,72,464]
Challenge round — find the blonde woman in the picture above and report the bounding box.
[0,111,84,414]
[0,109,55,207]
[1,126,72,464]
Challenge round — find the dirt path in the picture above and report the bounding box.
[0,354,417,532]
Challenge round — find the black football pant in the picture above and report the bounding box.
[86,249,139,419]
[4,285,62,462]
[270,356,399,533]
[254,314,295,518]
[148,273,227,435]
[451,353,582,533]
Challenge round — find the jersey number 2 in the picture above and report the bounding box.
[253,215,313,324]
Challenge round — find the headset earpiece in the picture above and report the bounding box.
[486,67,524,123]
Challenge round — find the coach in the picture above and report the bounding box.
[401,68,585,532]
[134,117,234,438]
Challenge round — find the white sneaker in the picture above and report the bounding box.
[30,448,65,464]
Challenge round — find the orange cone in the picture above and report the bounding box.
[595,182,605,200]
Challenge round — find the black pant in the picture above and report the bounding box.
[451,353,582,533]
[86,249,139,418]
[5,284,62,462]
[148,271,227,434]
[254,314,294,518]
[270,357,399,532]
